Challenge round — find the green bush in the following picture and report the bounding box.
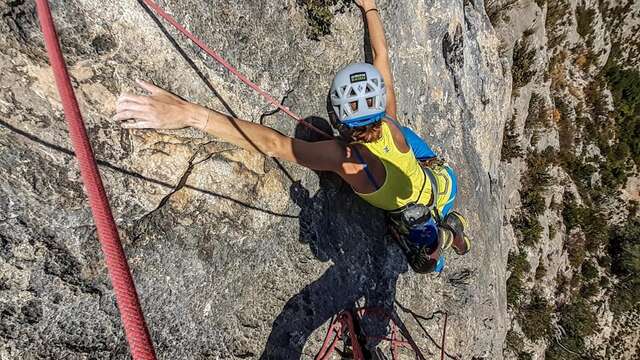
[507,275,524,307]
[299,0,352,40]
[597,255,612,268]
[561,192,580,231]
[584,78,610,120]
[555,96,575,158]
[548,225,557,241]
[521,190,546,217]
[608,218,640,314]
[502,115,524,162]
[576,6,596,38]
[507,250,531,306]
[505,328,524,350]
[519,290,552,341]
[604,51,640,168]
[517,351,533,360]
[545,0,571,47]
[506,330,533,360]
[555,272,569,296]
[580,282,599,299]
[525,93,551,129]
[630,201,639,218]
[561,192,609,252]
[561,300,599,337]
[513,214,544,246]
[565,159,598,193]
[564,232,587,268]
[581,260,599,281]
[546,298,600,359]
[525,151,553,187]
[519,151,553,222]
[535,258,547,280]
[512,37,538,92]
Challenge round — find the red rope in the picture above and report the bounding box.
[440,312,448,360]
[316,308,427,360]
[35,1,157,359]
[140,0,332,139]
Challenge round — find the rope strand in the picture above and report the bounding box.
[140,0,332,139]
[35,1,157,359]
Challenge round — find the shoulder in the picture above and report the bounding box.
[382,117,411,153]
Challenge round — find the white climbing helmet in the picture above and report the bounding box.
[330,63,386,128]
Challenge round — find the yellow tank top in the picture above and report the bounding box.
[354,122,432,211]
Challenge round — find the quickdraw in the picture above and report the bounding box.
[316,308,433,360]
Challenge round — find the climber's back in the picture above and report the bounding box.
[351,119,430,211]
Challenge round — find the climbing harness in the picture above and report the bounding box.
[387,165,446,273]
[35,1,157,359]
[316,308,448,360]
[139,0,332,139]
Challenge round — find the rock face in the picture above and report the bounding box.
[490,0,640,359]
[0,0,509,359]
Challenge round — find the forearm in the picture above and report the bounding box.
[364,6,388,60]
[186,104,291,159]
[359,1,397,117]
[186,104,345,172]
[116,81,348,175]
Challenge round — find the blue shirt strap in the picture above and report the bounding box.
[351,145,380,190]
[384,115,437,160]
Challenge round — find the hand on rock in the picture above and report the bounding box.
[355,0,377,11]
[114,80,190,130]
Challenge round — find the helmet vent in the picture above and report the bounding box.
[330,63,386,125]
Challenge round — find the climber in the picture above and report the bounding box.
[113,0,470,272]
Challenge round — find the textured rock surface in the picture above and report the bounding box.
[0,0,509,359]
[491,0,640,359]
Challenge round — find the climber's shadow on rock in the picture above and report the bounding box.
[260,117,409,359]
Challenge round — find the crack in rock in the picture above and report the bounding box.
[136,142,231,222]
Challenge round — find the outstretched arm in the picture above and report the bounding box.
[356,0,397,119]
[114,80,355,174]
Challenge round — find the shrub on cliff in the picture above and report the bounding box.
[513,214,544,246]
[519,289,552,341]
[605,56,640,168]
[525,93,551,129]
[576,5,596,39]
[545,298,599,359]
[512,37,537,92]
[608,218,640,314]
[502,114,524,162]
[507,250,531,306]
[546,0,571,47]
[299,0,352,40]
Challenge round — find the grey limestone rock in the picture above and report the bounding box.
[0,0,509,359]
